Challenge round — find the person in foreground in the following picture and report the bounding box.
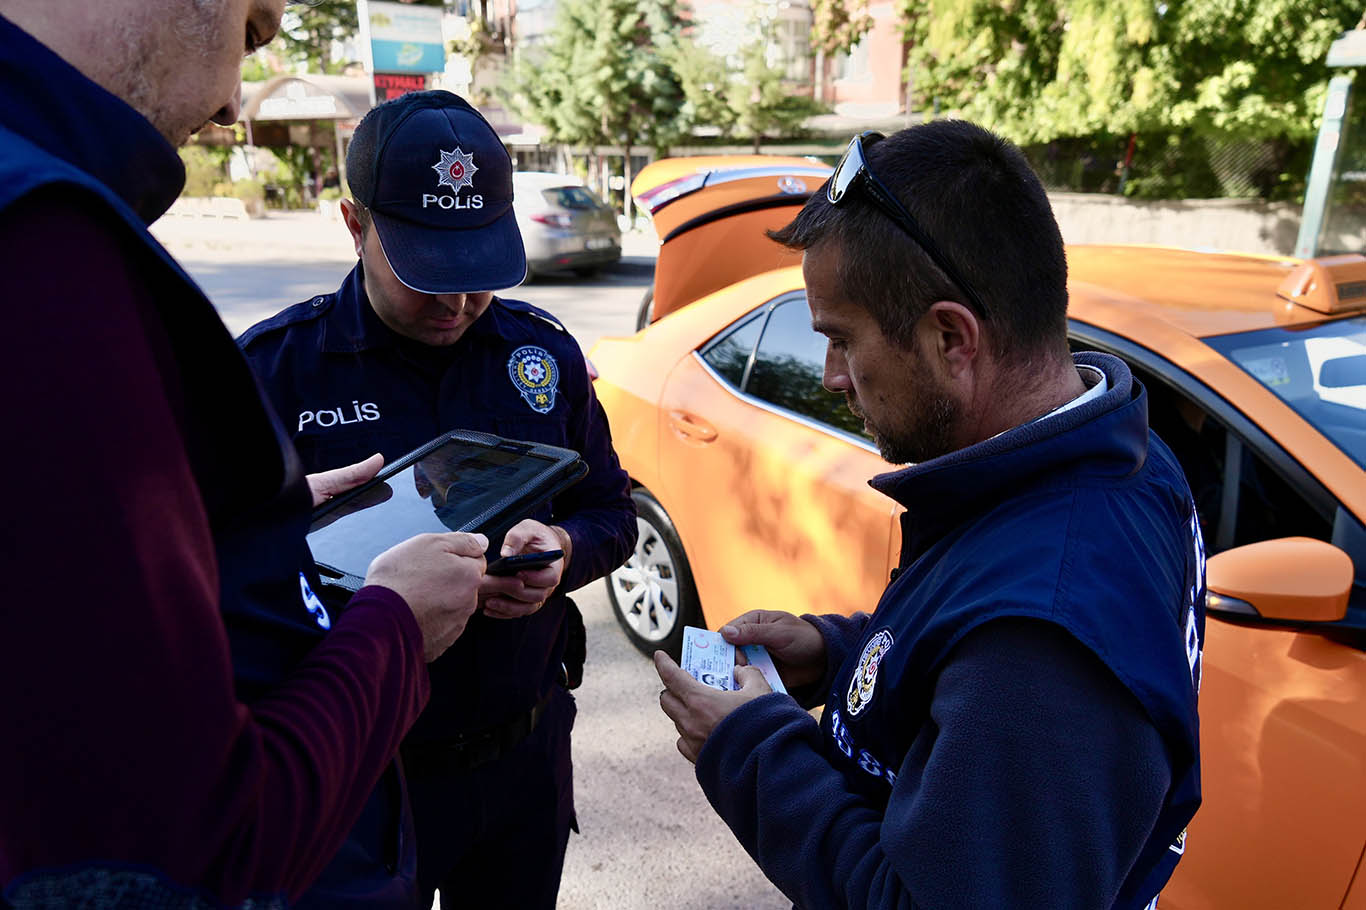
[0,1,486,906]
[240,90,636,909]
[655,121,1206,909]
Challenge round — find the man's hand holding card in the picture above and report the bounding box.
[655,627,788,764]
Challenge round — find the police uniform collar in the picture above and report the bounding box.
[0,15,184,223]
[322,261,509,353]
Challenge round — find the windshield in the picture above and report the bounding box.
[1205,315,1366,470]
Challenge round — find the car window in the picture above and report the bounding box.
[541,186,602,210]
[1072,341,1339,553]
[746,297,869,439]
[700,310,764,388]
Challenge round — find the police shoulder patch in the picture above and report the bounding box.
[508,345,560,414]
[846,628,894,717]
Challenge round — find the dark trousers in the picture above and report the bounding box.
[410,686,577,910]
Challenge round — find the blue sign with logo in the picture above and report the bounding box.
[371,39,446,74]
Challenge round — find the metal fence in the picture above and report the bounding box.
[1024,132,1314,201]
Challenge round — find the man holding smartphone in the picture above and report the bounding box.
[240,90,636,909]
[0,2,489,907]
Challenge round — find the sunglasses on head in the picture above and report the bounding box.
[827,131,989,320]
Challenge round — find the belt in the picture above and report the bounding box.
[402,696,551,774]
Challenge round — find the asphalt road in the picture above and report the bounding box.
[155,211,791,910]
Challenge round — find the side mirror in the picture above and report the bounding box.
[1206,537,1354,623]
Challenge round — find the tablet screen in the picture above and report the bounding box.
[307,437,564,580]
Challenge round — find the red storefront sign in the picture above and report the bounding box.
[373,73,427,101]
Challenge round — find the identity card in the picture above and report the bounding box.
[740,644,788,695]
[680,628,789,695]
[680,626,734,691]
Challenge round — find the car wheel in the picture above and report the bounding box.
[635,285,654,331]
[574,265,599,278]
[607,487,701,660]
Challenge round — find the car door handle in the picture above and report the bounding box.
[668,410,718,443]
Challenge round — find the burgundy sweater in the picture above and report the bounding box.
[0,18,431,903]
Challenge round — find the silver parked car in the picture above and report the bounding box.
[513,171,622,279]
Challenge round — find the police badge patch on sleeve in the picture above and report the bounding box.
[508,345,560,414]
[847,629,893,717]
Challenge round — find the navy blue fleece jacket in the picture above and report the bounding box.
[695,353,1204,909]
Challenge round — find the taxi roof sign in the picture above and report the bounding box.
[1276,254,1366,314]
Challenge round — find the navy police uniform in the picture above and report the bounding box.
[240,263,636,908]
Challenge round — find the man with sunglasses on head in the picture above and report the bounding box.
[655,120,1205,909]
[0,1,490,907]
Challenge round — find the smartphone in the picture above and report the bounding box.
[485,549,564,576]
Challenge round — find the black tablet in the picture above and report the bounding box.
[307,431,587,593]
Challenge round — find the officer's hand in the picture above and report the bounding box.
[655,651,770,764]
[479,519,568,620]
[365,532,488,662]
[308,453,384,507]
[720,610,827,691]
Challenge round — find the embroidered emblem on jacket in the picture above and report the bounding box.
[846,629,893,717]
[508,345,560,414]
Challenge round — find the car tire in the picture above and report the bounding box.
[574,265,599,278]
[635,285,654,331]
[606,487,701,660]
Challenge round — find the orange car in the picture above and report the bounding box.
[589,156,1366,907]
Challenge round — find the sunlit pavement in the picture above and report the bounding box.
[153,209,660,350]
[157,208,789,909]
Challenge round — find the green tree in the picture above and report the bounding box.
[507,0,688,219]
[179,145,232,197]
[901,0,1361,146]
[671,39,737,136]
[276,0,359,74]
[812,0,874,57]
[725,38,824,152]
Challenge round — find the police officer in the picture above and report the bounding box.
[240,90,637,910]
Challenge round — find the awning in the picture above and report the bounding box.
[240,75,372,122]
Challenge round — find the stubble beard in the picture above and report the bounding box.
[109,0,226,147]
[874,393,958,465]
[852,368,960,466]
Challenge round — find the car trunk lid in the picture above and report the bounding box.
[631,156,832,325]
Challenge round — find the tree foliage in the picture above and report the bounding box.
[811,0,875,57]
[276,1,360,74]
[725,39,825,152]
[901,0,1363,145]
[670,33,825,151]
[507,0,688,153]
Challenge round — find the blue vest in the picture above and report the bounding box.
[823,353,1204,908]
[0,16,407,906]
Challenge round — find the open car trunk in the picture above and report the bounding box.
[631,156,833,326]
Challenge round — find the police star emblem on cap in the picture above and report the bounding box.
[433,147,477,193]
